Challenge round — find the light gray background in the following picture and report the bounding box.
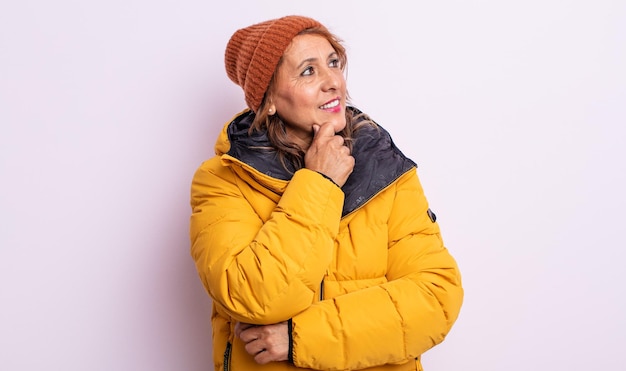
[1,1,625,370]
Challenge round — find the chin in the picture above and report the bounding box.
[333,119,347,133]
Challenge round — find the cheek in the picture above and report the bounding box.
[293,86,318,107]
[274,79,324,116]
[276,85,302,107]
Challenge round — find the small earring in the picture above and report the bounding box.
[268,108,274,114]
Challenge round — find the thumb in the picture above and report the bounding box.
[312,124,320,136]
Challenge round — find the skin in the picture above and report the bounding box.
[237,34,356,364]
[235,321,290,364]
[268,34,355,187]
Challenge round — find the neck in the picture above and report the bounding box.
[285,128,313,152]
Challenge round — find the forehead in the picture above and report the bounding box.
[282,34,335,64]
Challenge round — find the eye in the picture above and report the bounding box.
[329,58,340,68]
[301,66,314,76]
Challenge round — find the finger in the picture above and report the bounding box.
[238,324,260,342]
[234,322,243,337]
[321,134,345,150]
[244,339,265,356]
[252,341,284,364]
[312,124,320,135]
[254,348,274,365]
[314,122,337,138]
[235,322,253,338]
[253,339,288,364]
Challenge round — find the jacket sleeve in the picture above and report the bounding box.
[291,169,464,370]
[189,158,344,324]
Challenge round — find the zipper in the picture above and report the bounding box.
[223,342,232,371]
[341,166,415,219]
[319,279,324,301]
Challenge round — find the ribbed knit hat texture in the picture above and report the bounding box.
[225,15,324,112]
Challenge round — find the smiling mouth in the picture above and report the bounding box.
[319,99,340,110]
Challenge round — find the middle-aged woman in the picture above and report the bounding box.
[190,15,463,371]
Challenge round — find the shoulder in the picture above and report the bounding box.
[191,156,237,193]
[348,107,409,157]
[349,109,416,172]
[341,108,417,216]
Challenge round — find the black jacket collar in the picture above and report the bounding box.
[226,107,416,216]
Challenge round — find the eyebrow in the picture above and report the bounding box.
[296,51,338,70]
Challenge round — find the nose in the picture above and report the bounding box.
[321,67,341,91]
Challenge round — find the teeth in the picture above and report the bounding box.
[320,100,339,109]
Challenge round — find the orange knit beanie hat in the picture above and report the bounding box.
[225,15,324,112]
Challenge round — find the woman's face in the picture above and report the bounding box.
[268,34,347,149]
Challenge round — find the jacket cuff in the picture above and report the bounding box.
[316,171,340,188]
[287,318,294,364]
